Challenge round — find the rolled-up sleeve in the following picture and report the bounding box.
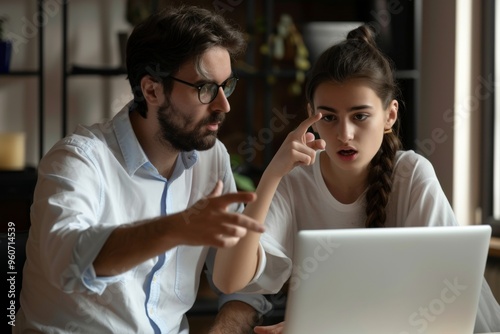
[33,141,122,294]
[204,247,273,315]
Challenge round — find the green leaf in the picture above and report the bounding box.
[233,173,256,191]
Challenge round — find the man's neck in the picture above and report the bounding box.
[129,109,179,179]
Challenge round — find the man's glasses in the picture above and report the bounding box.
[169,76,239,104]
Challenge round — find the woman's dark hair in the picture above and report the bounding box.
[126,5,246,117]
[305,25,403,228]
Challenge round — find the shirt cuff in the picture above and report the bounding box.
[81,264,126,295]
[72,225,124,294]
[247,243,266,285]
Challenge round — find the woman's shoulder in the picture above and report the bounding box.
[395,149,426,161]
[393,150,437,180]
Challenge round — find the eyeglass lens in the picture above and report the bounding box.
[199,77,238,104]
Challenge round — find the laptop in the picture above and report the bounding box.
[283,225,492,334]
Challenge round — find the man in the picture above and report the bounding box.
[15,6,271,333]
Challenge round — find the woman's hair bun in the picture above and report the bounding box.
[346,24,377,48]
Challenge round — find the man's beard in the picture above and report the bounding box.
[156,99,225,152]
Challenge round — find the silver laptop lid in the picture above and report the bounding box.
[283,226,492,334]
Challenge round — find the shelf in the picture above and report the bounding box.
[235,68,420,80]
[0,167,37,200]
[0,70,41,77]
[68,65,299,79]
[0,167,37,232]
[60,0,421,165]
[64,66,420,81]
[0,0,44,162]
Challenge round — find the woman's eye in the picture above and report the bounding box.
[354,114,368,121]
[322,115,335,122]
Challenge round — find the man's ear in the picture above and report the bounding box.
[140,75,162,107]
[307,103,319,133]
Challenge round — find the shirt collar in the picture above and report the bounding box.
[112,101,198,176]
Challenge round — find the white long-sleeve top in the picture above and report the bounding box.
[243,150,500,333]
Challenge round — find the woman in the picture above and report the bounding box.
[214,25,500,333]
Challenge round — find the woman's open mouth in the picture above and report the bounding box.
[338,149,357,156]
[337,149,358,161]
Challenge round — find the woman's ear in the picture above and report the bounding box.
[140,76,162,107]
[385,99,398,129]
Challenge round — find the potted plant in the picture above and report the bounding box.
[260,14,311,96]
[0,16,12,73]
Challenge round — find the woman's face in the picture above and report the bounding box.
[310,78,397,174]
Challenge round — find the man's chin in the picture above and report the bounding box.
[169,131,218,152]
[196,134,218,151]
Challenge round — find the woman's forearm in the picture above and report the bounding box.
[213,170,281,294]
[213,113,324,294]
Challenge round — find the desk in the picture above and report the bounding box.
[489,237,500,258]
[0,168,36,232]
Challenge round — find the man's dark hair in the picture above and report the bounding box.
[126,5,246,117]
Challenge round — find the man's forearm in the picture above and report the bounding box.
[93,216,178,276]
[209,300,262,334]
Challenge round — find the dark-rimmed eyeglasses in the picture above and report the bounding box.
[169,76,239,104]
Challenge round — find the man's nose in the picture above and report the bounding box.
[211,87,231,113]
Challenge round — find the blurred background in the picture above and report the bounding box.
[0,0,499,331]
[1,0,498,229]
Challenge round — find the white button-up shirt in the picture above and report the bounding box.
[15,103,270,334]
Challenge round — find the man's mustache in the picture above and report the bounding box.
[201,113,225,126]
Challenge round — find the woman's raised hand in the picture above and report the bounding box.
[266,113,325,178]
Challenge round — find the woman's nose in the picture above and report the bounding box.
[337,120,354,143]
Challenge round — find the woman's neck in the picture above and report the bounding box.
[319,151,368,204]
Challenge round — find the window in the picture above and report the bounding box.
[481,0,500,233]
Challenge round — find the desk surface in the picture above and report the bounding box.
[490,237,500,258]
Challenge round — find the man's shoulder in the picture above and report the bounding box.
[42,122,114,165]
